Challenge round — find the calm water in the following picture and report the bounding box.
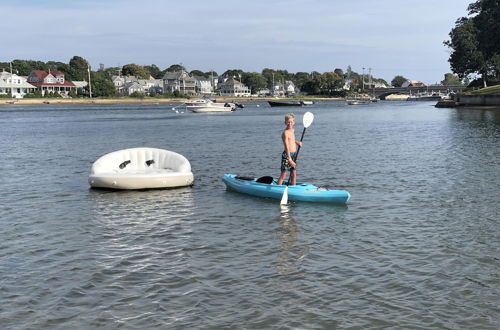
[0,101,499,329]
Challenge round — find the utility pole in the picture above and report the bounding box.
[362,67,365,92]
[9,62,14,98]
[87,64,92,98]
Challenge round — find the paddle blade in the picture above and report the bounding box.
[303,112,314,128]
[280,186,288,205]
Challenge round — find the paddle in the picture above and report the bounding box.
[280,111,314,205]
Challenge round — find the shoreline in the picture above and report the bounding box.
[1,96,344,106]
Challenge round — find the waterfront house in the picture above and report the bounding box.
[120,81,143,96]
[0,70,36,98]
[285,81,297,95]
[163,70,196,95]
[27,70,76,96]
[111,75,127,88]
[219,78,251,97]
[192,76,214,95]
[271,81,285,97]
[138,79,163,95]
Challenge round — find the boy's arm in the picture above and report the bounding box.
[283,131,297,166]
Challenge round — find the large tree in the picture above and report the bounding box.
[121,63,150,79]
[445,0,500,86]
[241,72,267,93]
[441,73,462,86]
[69,56,90,81]
[391,75,408,87]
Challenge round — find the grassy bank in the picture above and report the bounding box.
[466,84,500,95]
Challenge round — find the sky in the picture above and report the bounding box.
[1,0,473,84]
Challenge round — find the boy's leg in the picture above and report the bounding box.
[277,171,287,185]
[290,170,296,185]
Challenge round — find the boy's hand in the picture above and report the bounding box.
[289,159,297,168]
[296,141,303,147]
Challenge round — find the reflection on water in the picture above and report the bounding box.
[271,206,307,277]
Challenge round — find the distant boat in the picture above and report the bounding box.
[406,92,445,101]
[268,100,313,107]
[186,99,238,113]
[346,99,371,105]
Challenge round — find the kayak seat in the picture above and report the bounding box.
[235,176,254,181]
[256,176,274,184]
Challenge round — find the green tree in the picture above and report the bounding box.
[445,0,500,86]
[190,70,208,78]
[91,71,116,97]
[441,73,462,85]
[69,56,89,81]
[222,69,244,80]
[144,64,162,79]
[241,72,268,93]
[165,64,186,72]
[122,64,149,79]
[391,75,408,87]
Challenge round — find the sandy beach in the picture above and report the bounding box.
[1,96,343,106]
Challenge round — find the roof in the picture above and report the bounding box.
[31,70,65,79]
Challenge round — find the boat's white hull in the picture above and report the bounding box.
[187,104,235,112]
[346,99,371,105]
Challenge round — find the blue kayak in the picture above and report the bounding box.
[222,174,351,204]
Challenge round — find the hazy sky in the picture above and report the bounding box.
[1,0,473,84]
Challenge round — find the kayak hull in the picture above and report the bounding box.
[222,174,350,204]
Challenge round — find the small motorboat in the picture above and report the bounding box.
[89,148,194,190]
[186,99,237,112]
[346,98,371,105]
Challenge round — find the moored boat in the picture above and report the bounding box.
[346,99,371,105]
[186,99,237,112]
[406,92,446,101]
[222,174,351,203]
[268,100,304,107]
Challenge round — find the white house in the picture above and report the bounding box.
[218,78,251,97]
[0,70,36,98]
[193,76,214,95]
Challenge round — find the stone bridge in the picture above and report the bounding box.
[368,85,466,99]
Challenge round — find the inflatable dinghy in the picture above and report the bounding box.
[89,148,194,190]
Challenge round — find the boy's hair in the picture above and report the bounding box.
[284,113,295,122]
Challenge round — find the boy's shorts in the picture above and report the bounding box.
[281,151,296,172]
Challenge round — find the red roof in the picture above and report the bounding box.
[30,70,76,87]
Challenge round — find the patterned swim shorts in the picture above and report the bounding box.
[281,151,296,172]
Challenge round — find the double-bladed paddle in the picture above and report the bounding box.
[280,111,314,205]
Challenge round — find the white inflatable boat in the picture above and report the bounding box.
[89,148,194,190]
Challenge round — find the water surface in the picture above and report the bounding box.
[0,101,499,329]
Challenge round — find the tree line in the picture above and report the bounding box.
[445,0,500,87]
[1,57,395,98]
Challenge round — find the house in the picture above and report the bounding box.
[402,80,426,88]
[284,81,297,95]
[138,79,163,95]
[0,70,36,98]
[120,81,143,95]
[192,76,214,95]
[162,70,196,94]
[27,70,76,96]
[218,78,250,97]
[271,81,285,97]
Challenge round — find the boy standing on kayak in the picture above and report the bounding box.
[277,113,302,186]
